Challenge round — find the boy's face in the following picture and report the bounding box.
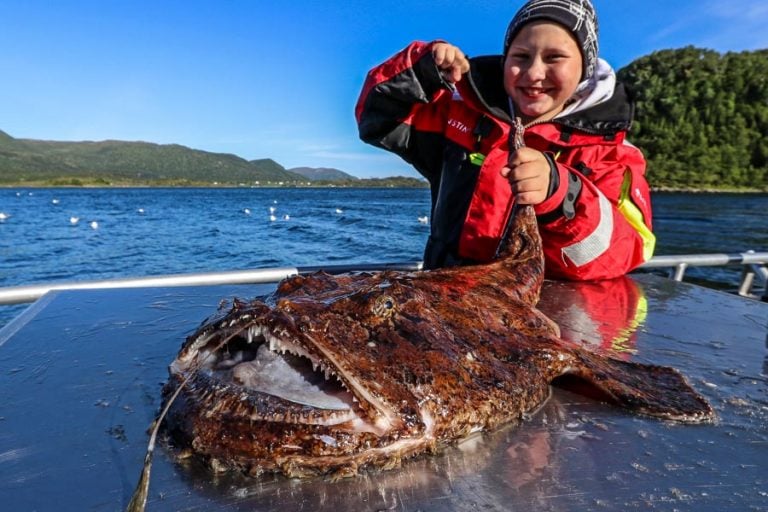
[503,21,583,124]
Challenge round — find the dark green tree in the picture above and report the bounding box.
[618,47,768,190]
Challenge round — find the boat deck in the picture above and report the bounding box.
[0,274,766,511]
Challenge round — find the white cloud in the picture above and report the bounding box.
[647,1,768,51]
[704,0,768,19]
[701,1,768,49]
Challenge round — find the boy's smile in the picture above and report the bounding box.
[503,21,583,124]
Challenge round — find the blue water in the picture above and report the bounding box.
[1,188,767,327]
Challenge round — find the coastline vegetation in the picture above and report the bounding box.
[0,48,765,192]
[0,132,427,188]
[0,175,428,189]
[618,47,768,192]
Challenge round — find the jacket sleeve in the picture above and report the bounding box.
[533,140,654,280]
[355,41,454,184]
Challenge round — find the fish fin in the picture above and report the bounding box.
[562,350,715,424]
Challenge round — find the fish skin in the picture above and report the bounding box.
[161,206,714,479]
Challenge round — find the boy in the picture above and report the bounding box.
[355,0,654,280]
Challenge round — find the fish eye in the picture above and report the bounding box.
[372,295,397,317]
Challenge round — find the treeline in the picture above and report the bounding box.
[0,130,301,185]
[618,47,768,190]
[0,130,428,188]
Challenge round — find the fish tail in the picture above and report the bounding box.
[564,350,716,424]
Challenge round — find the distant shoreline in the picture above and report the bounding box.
[0,179,430,189]
[1,183,765,194]
[651,186,768,194]
[3,181,764,194]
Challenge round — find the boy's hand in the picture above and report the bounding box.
[432,42,469,83]
[501,147,552,205]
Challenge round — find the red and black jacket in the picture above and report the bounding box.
[356,41,654,280]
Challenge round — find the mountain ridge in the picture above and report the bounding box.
[0,129,426,187]
[0,130,309,185]
[288,167,358,181]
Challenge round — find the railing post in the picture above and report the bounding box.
[672,263,688,282]
[759,264,768,303]
[739,267,756,298]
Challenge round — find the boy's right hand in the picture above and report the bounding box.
[501,147,553,206]
[432,42,470,84]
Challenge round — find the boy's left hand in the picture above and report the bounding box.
[501,147,551,205]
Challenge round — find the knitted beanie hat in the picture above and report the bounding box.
[502,0,599,80]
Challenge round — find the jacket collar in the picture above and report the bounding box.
[457,55,634,135]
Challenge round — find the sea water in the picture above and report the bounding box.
[1,188,766,328]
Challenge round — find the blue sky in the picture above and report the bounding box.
[1,1,766,178]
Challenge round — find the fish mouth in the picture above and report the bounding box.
[169,317,395,434]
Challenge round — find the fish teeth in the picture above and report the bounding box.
[190,332,216,353]
[255,329,347,389]
[246,325,264,344]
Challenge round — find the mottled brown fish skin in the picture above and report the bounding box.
[162,207,714,478]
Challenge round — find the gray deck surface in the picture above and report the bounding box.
[0,274,766,511]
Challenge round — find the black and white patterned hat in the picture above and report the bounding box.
[503,0,599,80]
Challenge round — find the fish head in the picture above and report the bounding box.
[165,270,447,476]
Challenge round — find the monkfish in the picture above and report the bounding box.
[161,206,714,479]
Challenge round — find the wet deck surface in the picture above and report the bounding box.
[0,274,766,511]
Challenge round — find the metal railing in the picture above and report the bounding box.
[639,251,768,301]
[0,262,423,306]
[0,252,766,306]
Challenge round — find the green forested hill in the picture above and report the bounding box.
[0,131,426,187]
[289,167,359,181]
[618,47,768,190]
[0,131,302,186]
